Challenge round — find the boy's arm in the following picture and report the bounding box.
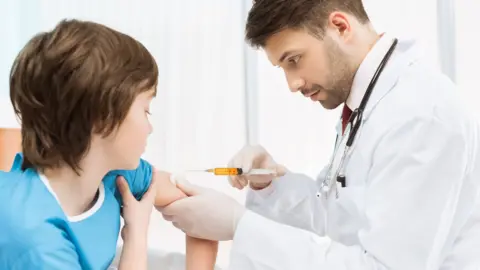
[186,237,219,270]
[117,234,148,270]
[152,170,187,207]
[152,170,218,270]
[116,175,156,270]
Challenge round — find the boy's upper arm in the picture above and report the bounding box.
[109,159,186,206]
[153,170,187,207]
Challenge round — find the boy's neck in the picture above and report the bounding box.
[43,150,111,217]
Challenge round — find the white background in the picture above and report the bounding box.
[1,0,478,268]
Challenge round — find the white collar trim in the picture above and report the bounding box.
[39,174,105,222]
[346,33,396,110]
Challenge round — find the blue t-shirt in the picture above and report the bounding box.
[0,153,153,270]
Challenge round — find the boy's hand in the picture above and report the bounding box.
[117,174,157,242]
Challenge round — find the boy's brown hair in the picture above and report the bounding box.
[245,0,370,48]
[9,19,158,173]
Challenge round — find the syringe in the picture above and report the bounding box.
[189,168,275,176]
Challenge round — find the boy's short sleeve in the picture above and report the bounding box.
[0,222,83,270]
[9,246,82,270]
[108,159,153,202]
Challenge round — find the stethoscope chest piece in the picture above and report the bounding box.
[319,124,352,199]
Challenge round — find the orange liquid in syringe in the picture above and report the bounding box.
[205,168,243,175]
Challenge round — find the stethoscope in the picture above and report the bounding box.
[318,38,399,200]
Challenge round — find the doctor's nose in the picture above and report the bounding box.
[287,76,305,93]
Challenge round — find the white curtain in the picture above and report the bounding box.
[364,0,440,66]
[454,0,480,117]
[1,0,248,268]
[0,0,24,128]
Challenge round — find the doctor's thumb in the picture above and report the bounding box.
[272,164,288,177]
[175,179,205,196]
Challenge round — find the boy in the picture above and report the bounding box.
[0,19,217,269]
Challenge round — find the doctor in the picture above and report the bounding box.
[161,0,480,269]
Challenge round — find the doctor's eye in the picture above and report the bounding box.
[145,110,152,116]
[288,55,301,65]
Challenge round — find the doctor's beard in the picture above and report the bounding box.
[318,36,358,109]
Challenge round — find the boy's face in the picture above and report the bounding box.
[105,88,155,169]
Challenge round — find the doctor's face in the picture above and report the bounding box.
[264,28,357,109]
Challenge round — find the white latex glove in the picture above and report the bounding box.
[228,145,287,190]
[161,177,246,241]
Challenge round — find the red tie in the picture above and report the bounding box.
[341,104,352,135]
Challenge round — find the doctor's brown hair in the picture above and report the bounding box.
[245,0,370,48]
[9,19,158,173]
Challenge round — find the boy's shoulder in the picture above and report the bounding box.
[0,154,56,206]
[0,169,77,268]
[0,165,67,242]
[0,169,48,209]
[0,198,80,269]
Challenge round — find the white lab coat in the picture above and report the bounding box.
[228,37,480,270]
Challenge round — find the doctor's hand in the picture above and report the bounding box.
[228,145,287,190]
[161,178,246,241]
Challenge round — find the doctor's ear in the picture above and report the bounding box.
[327,12,352,38]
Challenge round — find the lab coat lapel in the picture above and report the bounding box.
[327,39,423,199]
[328,38,423,196]
[361,39,423,121]
[334,38,421,139]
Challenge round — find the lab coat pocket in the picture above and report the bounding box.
[327,186,366,246]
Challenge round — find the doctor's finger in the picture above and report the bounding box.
[228,159,246,189]
[229,150,253,173]
[161,197,195,216]
[228,176,241,189]
[172,221,183,231]
[240,152,255,173]
[162,214,174,222]
[228,150,243,168]
[228,174,243,189]
[236,175,248,188]
[230,174,247,189]
[227,156,253,189]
